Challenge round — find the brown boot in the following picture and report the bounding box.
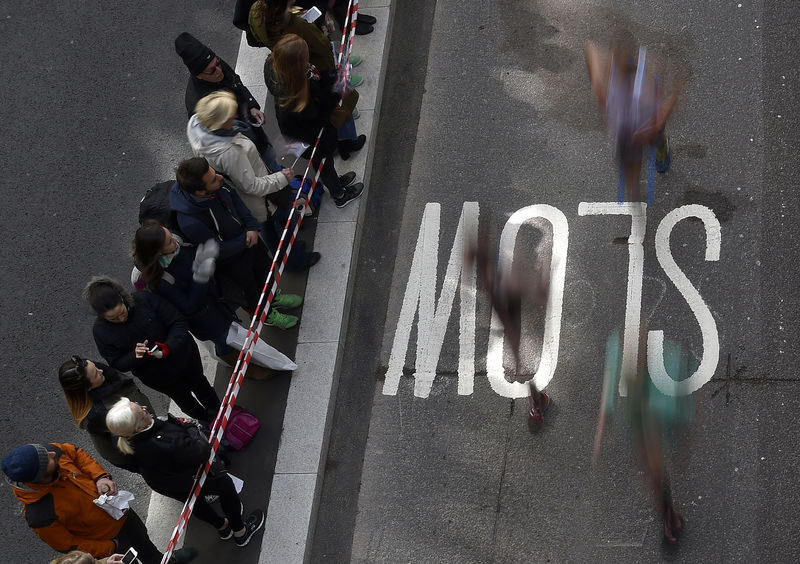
[219,350,241,367]
[219,350,277,380]
[244,364,278,381]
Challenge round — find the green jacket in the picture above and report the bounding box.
[248,9,335,72]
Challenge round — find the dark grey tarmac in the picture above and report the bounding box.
[313,1,800,562]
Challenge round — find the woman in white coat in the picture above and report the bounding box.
[187,90,319,270]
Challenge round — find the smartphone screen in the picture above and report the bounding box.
[302,6,322,22]
[121,547,139,564]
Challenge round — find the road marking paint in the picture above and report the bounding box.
[384,202,479,397]
[578,202,647,396]
[648,204,721,396]
[486,205,569,397]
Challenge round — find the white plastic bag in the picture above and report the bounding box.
[93,490,135,520]
[226,323,297,371]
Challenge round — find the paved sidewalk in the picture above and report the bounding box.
[144,3,395,563]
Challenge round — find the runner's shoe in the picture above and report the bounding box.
[655,135,671,173]
[527,390,550,432]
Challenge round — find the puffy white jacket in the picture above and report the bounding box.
[186,114,289,223]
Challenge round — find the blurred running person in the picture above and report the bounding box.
[584,31,683,202]
[465,238,552,431]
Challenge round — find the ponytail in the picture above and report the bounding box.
[116,436,135,455]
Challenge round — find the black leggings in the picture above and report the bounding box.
[116,509,163,564]
[164,473,244,532]
[216,241,271,313]
[139,344,220,422]
[303,125,343,198]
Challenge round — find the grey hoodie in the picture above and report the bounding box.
[186,114,289,223]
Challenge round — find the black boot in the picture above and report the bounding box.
[337,135,366,160]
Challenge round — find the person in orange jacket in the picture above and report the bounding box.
[1,442,196,564]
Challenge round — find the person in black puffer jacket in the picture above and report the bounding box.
[106,398,265,548]
[84,276,221,423]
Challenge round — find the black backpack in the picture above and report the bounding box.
[139,180,179,227]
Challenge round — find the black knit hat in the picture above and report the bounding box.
[175,32,215,75]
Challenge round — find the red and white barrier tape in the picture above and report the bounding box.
[160,2,361,559]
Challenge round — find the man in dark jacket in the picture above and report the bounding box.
[1,442,196,564]
[175,32,278,169]
[171,157,298,330]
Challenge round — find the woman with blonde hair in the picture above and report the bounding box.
[58,355,153,471]
[50,550,124,564]
[105,398,264,547]
[187,90,320,270]
[266,33,364,208]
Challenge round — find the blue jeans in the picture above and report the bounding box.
[260,208,311,271]
[337,116,357,141]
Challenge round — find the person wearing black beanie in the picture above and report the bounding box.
[175,32,278,168]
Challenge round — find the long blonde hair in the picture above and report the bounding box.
[105,397,144,455]
[270,34,311,112]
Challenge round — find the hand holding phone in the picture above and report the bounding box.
[121,547,138,564]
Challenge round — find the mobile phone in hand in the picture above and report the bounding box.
[122,547,139,564]
[302,6,322,22]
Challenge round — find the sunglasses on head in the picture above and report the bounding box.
[200,57,221,75]
[69,355,86,377]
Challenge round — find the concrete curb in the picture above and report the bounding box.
[238,3,395,563]
[144,4,394,561]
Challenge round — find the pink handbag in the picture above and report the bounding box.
[225,406,261,450]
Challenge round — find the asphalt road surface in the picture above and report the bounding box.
[0,3,243,563]
[313,1,800,562]
[2,1,798,563]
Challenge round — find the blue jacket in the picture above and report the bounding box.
[151,240,235,343]
[169,181,260,261]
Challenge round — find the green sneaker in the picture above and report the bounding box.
[272,289,303,310]
[265,309,298,330]
[349,75,363,88]
[350,54,362,67]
